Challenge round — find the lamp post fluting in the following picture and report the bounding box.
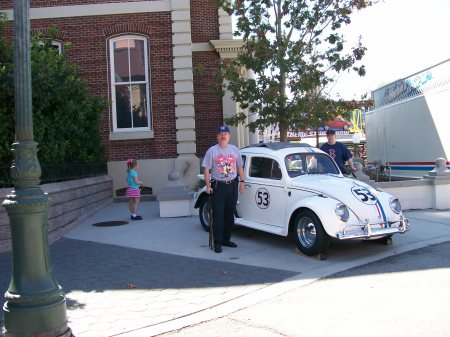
[2,1,71,336]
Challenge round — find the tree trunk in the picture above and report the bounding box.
[315,127,320,148]
[279,121,288,142]
[278,71,288,142]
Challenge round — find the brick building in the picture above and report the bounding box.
[1,1,254,195]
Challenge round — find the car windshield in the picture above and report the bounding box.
[285,153,340,177]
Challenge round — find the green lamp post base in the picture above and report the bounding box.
[2,143,72,337]
[3,299,71,337]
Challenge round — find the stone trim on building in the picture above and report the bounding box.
[210,39,244,59]
[172,0,196,157]
[1,1,170,20]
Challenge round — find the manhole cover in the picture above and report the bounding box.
[92,221,128,227]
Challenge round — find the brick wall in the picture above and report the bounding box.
[190,0,220,43]
[193,51,223,156]
[0,1,225,161]
[1,0,159,8]
[0,1,12,8]
[190,0,225,156]
[0,176,113,252]
[2,12,177,161]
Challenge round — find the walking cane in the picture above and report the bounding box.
[208,195,214,250]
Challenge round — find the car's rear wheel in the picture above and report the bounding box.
[198,196,212,232]
[294,210,330,256]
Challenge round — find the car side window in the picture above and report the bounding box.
[250,157,282,180]
[286,154,305,177]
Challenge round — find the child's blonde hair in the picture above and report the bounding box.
[127,158,137,172]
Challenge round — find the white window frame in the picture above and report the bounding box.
[36,39,63,54]
[109,35,152,133]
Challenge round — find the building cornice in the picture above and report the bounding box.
[210,39,244,59]
[1,1,170,20]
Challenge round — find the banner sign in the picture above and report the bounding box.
[373,59,450,108]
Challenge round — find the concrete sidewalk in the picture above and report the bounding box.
[1,201,450,336]
[159,241,450,337]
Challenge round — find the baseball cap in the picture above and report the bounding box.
[326,129,336,135]
[217,125,230,133]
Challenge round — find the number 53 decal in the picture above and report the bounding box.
[351,186,377,205]
[255,188,270,209]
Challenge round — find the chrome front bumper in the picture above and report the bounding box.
[336,218,410,240]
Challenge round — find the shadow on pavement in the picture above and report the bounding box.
[0,238,297,325]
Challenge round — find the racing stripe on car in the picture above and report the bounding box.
[375,199,387,226]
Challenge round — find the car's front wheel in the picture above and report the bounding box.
[294,210,330,256]
[372,234,393,245]
[198,196,212,232]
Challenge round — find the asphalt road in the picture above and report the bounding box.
[158,241,450,337]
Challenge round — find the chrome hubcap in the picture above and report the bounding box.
[297,216,317,248]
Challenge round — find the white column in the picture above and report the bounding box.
[218,7,233,40]
[210,38,256,147]
[171,0,198,185]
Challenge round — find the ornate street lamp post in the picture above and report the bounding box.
[2,1,71,336]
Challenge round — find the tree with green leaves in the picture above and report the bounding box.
[0,14,107,164]
[215,0,372,142]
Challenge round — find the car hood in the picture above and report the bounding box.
[290,174,379,205]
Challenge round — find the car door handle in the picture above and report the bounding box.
[244,184,251,188]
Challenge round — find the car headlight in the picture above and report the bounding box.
[389,197,402,214]
[335,203,349,222]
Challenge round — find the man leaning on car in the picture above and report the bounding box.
[320,129,357,175]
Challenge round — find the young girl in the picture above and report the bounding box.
[126,158,144,220]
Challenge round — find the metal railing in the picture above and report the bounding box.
[0,162,107,188]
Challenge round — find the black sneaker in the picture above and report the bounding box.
[223,241,237,248]
[214,244,222,253]
[131,215,143,221]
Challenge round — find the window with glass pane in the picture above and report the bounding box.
[110,36,150,130]
[36,39,63,55]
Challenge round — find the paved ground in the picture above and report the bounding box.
[159,241,450,337]
[0,239,296,336]
[1,202,449,336]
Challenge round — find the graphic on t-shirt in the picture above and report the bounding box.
[215,154,236,178]
[328,148,336,159]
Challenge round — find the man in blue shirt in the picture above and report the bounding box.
[320,129,357,175]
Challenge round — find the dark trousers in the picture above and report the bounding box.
[211,179,238,245]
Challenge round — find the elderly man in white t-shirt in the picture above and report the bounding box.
[202,125,245,253]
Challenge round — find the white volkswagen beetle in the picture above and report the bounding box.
[194,143,409,256]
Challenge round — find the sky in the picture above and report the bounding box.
[330,0,450,100]
[232,0,450,101]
